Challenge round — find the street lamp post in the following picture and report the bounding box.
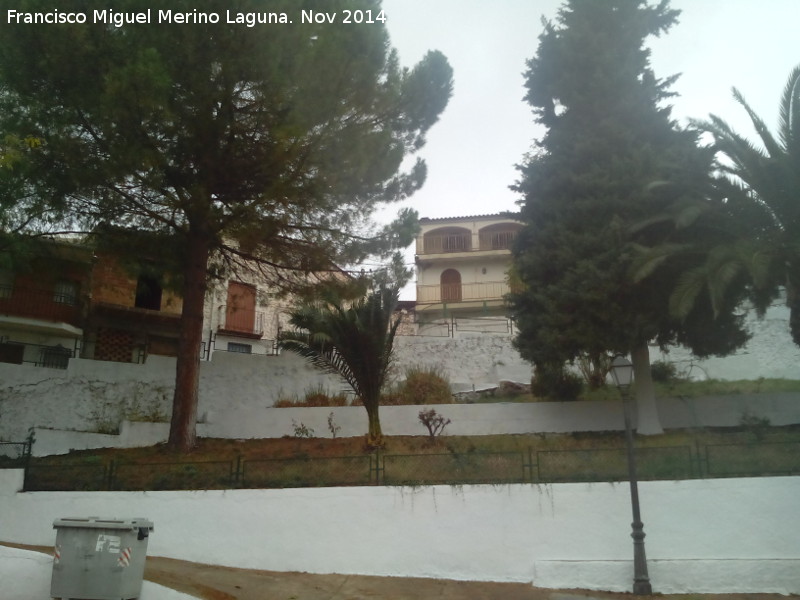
[610,355,652,595]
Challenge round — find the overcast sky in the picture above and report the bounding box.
[378,0,799,296]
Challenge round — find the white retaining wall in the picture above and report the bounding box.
[0,470,797,594]
[28,392,800,456]
[1,308,798,450]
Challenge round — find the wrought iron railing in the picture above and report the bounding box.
[418,234,472,254]
[0,285,82,326]
[0,337,78,369]
[217,305,265,337]
[416,280,510,304]
[417,230,519,255]
[478,230,518,250]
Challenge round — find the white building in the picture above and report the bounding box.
[414,213,522,322]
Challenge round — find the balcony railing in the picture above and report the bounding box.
[0,285,82,326]
[418,234,472,254]
[0,337,77,369]
[417,280,510,304]
[217,305,265,338]
[479,230,518,250]
[417,230,519,255]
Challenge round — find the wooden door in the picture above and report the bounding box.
[440,269,462,302]
[226,281,256,333]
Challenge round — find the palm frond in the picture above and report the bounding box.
[669,268,707,320]
[778,64,800,153]
[629,242,692,282]
[732,87,783,160]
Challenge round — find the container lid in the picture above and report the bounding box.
[53,517,154,531]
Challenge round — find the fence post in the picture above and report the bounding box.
[24,429,35,466]
[372,451,384,485]
[106,460,115,490]
[233,455,244,487]
[523,447,534,483]
[694,439,706,478]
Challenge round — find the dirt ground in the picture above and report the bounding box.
[5,543,796,600]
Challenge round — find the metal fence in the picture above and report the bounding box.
[0,438,33,465]
[401,316,514,338]
[18,440,800,492]
[0,337,79,369]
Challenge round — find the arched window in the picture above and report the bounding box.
[440,269,462,302]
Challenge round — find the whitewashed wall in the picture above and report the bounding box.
[28,392,800,457]
[1,302,798,447]
[652,299,800,380]
[0,470,797,594]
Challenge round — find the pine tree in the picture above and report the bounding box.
[0,0,453,451]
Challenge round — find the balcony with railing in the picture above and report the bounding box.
[0,284,82,328]
[417,228,520,256]
[478,229,518,251]
[416,280,511,305]
[217,304,265,338]
[418,233,473,255]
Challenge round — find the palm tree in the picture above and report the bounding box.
[279,286,401,447]
[632,65,800,347]
[697,64,800,345]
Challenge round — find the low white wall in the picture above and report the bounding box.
[1,471,797,594]
[30,392,800,456]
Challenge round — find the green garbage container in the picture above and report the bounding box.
[51,517,154,600]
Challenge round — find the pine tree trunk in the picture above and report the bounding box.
[363,399,384,448]
[167,231,211,452]
[631,341,663,436]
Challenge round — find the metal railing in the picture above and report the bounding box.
[20,440,800,492]
[0,337,79,369]
[0,435,34,467]
[419,234,472,254]
[0,285,82,326]
[417,230,519,255]
[478,230,518,251]
[398,316,513,338]
[416,281,510,304]
[203,334,279,359]
[216,305,265,337]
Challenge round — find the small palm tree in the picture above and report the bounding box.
[279,286,401,447]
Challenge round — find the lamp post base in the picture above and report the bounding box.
[633,580,653,595]
[631,520,652,595]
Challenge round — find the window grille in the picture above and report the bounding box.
[53,280,78,305]
[227,342,252,354]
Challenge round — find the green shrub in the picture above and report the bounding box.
[650,360,678,383]
[274,384,349,407]
[388,366,453,405]
[531,363,583,401]
[402,366,453,404]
